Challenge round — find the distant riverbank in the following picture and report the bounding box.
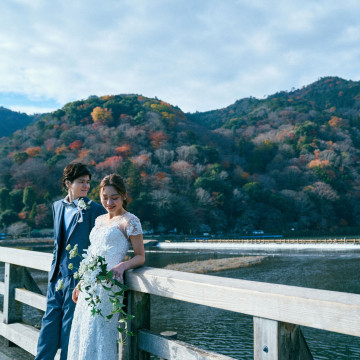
[164,256,266,273]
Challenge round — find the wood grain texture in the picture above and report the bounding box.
[3,264,23,324]
[126,267,360,337]
[254,318,313,360]
[254,317,278,360]
[15,288,47,311]
[0,311,60,359]
[0,247,52,272]
[121,290,150,360]
[138,330,235,360]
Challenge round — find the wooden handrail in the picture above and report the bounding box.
[125,267,360,338]
[0,247,52,271]
[1,247,360,336]
[1,246,359,359]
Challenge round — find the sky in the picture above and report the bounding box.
[0,0,359,115]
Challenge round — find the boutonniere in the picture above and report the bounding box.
[77,198,92,223]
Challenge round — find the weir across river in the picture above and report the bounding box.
[0,246,360,359]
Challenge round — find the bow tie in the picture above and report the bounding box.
[62,201,77,208]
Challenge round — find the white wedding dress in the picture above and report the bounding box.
[67,212,142,360]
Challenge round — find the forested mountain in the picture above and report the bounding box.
[0,107,35,138]
[1,76,360,235]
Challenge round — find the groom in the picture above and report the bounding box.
[35,163,106,360]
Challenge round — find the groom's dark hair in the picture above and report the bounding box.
[62,163,91,189]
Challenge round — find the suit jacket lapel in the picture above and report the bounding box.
[55,202,65,246]
[66,211,80,243]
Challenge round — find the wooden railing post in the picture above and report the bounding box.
[159,331,177,360]
[254,317,313,360]
[120,290,150,360]
[3,263,24,346]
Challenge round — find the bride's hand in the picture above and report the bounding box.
[110,262,127,283]
[72,286,80,303]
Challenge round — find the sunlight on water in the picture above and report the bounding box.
[157,241,360,251]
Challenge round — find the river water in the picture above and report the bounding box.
[1,244,360,359]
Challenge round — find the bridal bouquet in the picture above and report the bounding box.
[59,244,134,343]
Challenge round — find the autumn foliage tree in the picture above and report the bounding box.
[149,131,168,148]
[69,140,83,150]
[1,78,360,234]
[115,144,131,157]
[96,156,123,171]
[328,116,344,127]
[91,107,114,126]
[25,147,41,157]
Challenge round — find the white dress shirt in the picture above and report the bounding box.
[63,197,79,230]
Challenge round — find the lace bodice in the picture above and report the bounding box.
[67,212,142,360]
[87,212,142,269]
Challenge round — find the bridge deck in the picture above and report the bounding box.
[0,337,33,360]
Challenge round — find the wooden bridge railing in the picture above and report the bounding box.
[1,246,360,359]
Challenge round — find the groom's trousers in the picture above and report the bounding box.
[35,275,77,360]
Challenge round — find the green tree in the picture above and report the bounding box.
[47,154,66,166]
[23,186,36,210]
[127,164,142,200]
[29,202,37,222]
[9,189,23,212]
[13,152,28,164]
[202,146,219,164]
[250,140,277,173]
[128,191,153,226]
[88,184,100,203]
[44,192,52,203]
[294,121,317,137]
[0,210,18,226]
[133,111,146,125]
[237,137,254,157]
[0,188,9,211]
[194,164,228,193]
[242,182,263,201]
[1,172,12,188]
[117,159,132,178]
[167,196,196,233]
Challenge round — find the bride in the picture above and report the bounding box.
[67,174,145,360]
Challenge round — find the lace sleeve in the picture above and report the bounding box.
[95,214,105,227]
[126,215,143,237]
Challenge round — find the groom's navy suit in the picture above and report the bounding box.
[35,197,106,360]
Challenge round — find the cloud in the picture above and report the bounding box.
[0,0,359,114]
[8,105,59,115]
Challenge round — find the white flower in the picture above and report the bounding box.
[55,279,64,291]
[69,244,78,259]
[77,198,91,211]
[77,198,92,223]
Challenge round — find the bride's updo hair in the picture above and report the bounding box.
[99,174,127,210]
